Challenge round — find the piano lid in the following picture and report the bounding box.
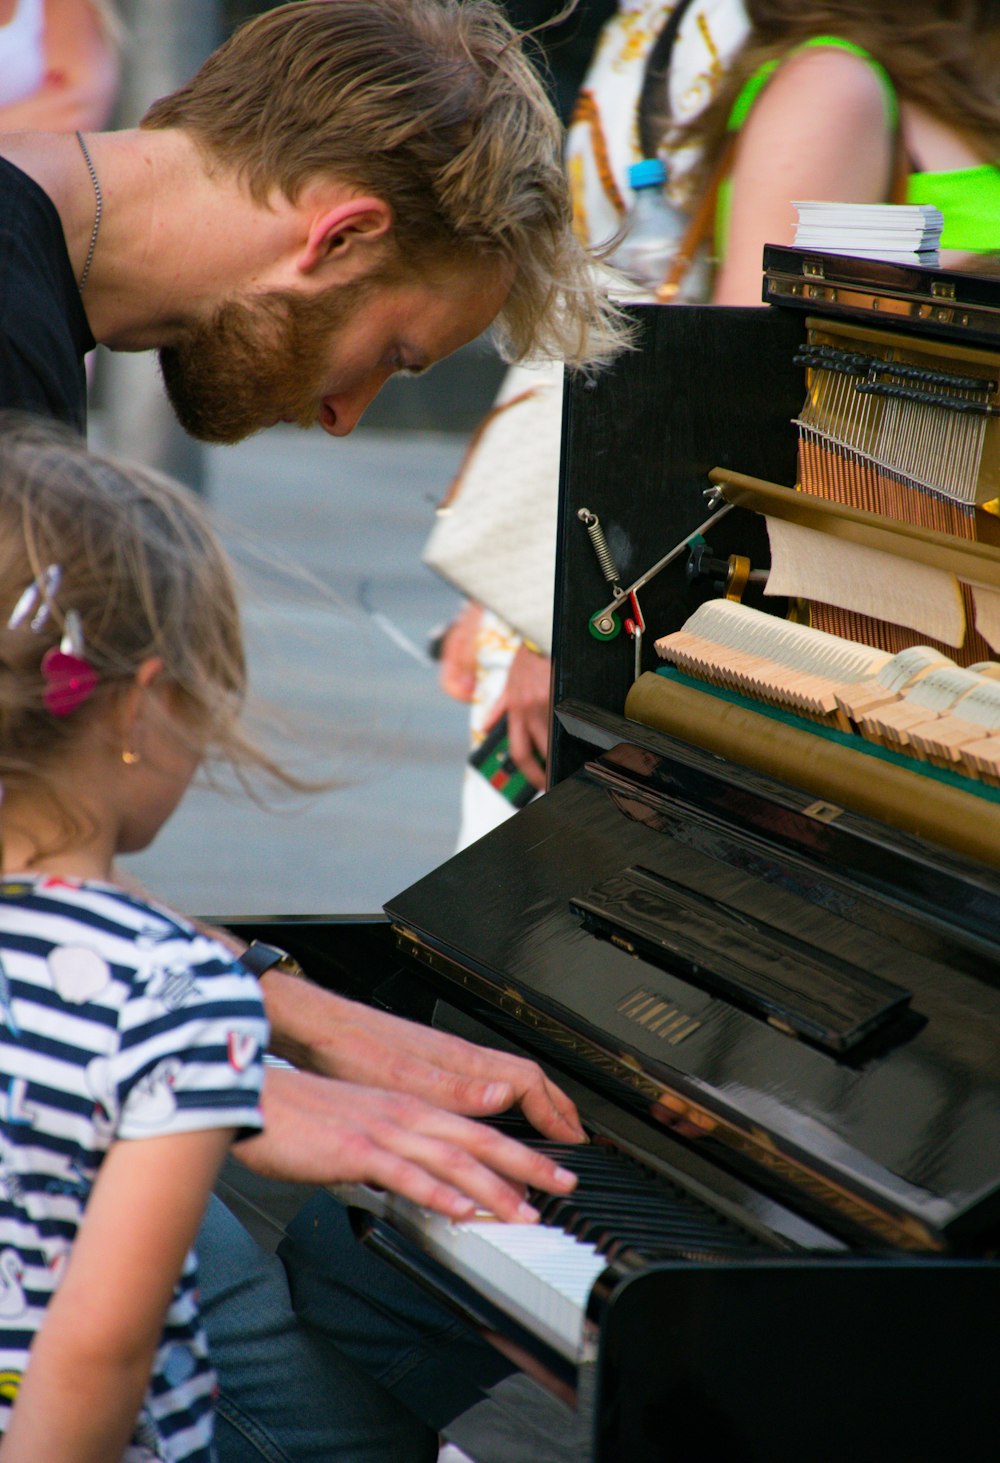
[385,733,1000,1255]
[762,244,1000,347]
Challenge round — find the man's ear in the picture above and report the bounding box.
[296,196,393,277]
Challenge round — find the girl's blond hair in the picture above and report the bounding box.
[0,414,300,807]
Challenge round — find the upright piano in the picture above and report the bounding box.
[230,253,1000,1463]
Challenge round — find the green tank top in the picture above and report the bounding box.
[719,35,1000,255]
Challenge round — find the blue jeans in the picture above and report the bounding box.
[278,1192,513,1431]
[196,1193,438,1463]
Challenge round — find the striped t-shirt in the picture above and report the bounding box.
[0,875,269,1461]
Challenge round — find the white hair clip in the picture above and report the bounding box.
[7,565,63,632]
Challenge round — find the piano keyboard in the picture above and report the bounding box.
[386,1210,605,1362]
[334,1131,767,1365]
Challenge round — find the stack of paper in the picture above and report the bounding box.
[792,201,944,265]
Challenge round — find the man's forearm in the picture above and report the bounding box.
[257,965,349,1069]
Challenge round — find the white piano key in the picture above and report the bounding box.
[416,1217,607,1361]
[331,1185,607,1363]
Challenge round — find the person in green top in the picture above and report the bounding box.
[664,0,1000,304]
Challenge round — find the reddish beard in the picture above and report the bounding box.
[158,281,372,444]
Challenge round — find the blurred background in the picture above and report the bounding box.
[96,0,614,920]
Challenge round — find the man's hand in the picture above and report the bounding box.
[484,642,551,790]
[263,969,585,1146]
[233,1066,580,1222]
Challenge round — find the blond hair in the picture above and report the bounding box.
[140,0,627,367]
[0,414,299,808]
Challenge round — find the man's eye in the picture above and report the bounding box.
[385,352,426,379]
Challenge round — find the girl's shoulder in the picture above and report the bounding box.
[728,37,897,135]
[0,874,242,985]
[0,874,192,938]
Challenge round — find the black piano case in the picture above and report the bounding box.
[381,292,1000,1462]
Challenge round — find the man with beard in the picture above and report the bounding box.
[0,2,624,1458]
[0,2,618,443]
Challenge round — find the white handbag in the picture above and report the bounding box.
[422,361,564,656]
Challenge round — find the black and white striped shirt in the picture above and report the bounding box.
[0,876,268,1461]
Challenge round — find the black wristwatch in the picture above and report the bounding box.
[240,940,305,980]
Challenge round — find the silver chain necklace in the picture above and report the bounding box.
[74,130,102,292]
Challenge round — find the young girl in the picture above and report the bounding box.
[0,414,271,1463]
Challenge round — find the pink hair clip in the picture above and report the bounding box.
[41,610,99,717]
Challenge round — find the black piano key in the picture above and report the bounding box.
[595,1221,758,1252]
[515,1129,769,1262]
[574,1210,736,1240]
[481,1110,769,1263]
[579,1203,708,1227]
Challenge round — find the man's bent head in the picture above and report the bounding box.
[159,260,511,443]
[141,0,625,370]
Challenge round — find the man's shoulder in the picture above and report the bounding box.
[0,158,92,431]
[0,155,70,283]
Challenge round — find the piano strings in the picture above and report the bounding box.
[633,318,1000,812]
[791,317,1000,663]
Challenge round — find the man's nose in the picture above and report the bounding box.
[320,375,390,437]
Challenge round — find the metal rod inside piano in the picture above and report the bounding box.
[587,498,734,633]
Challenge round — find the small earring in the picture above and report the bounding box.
[121,748,140,766]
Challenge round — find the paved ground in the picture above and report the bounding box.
[121,422,477,923]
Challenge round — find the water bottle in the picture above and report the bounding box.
[614,157,689,295]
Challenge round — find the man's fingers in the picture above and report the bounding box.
[307,1004,587,1146]
[434,1061,586,1146]
[515,1073,587,1144]
[350,1148,479,1221]
[426,1064,586,1147]
[237,1069,582,1221]
[335,1102,579,1221]
[365,1113,579,1221]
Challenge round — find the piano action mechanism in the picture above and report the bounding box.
[232,252,1000,1463]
